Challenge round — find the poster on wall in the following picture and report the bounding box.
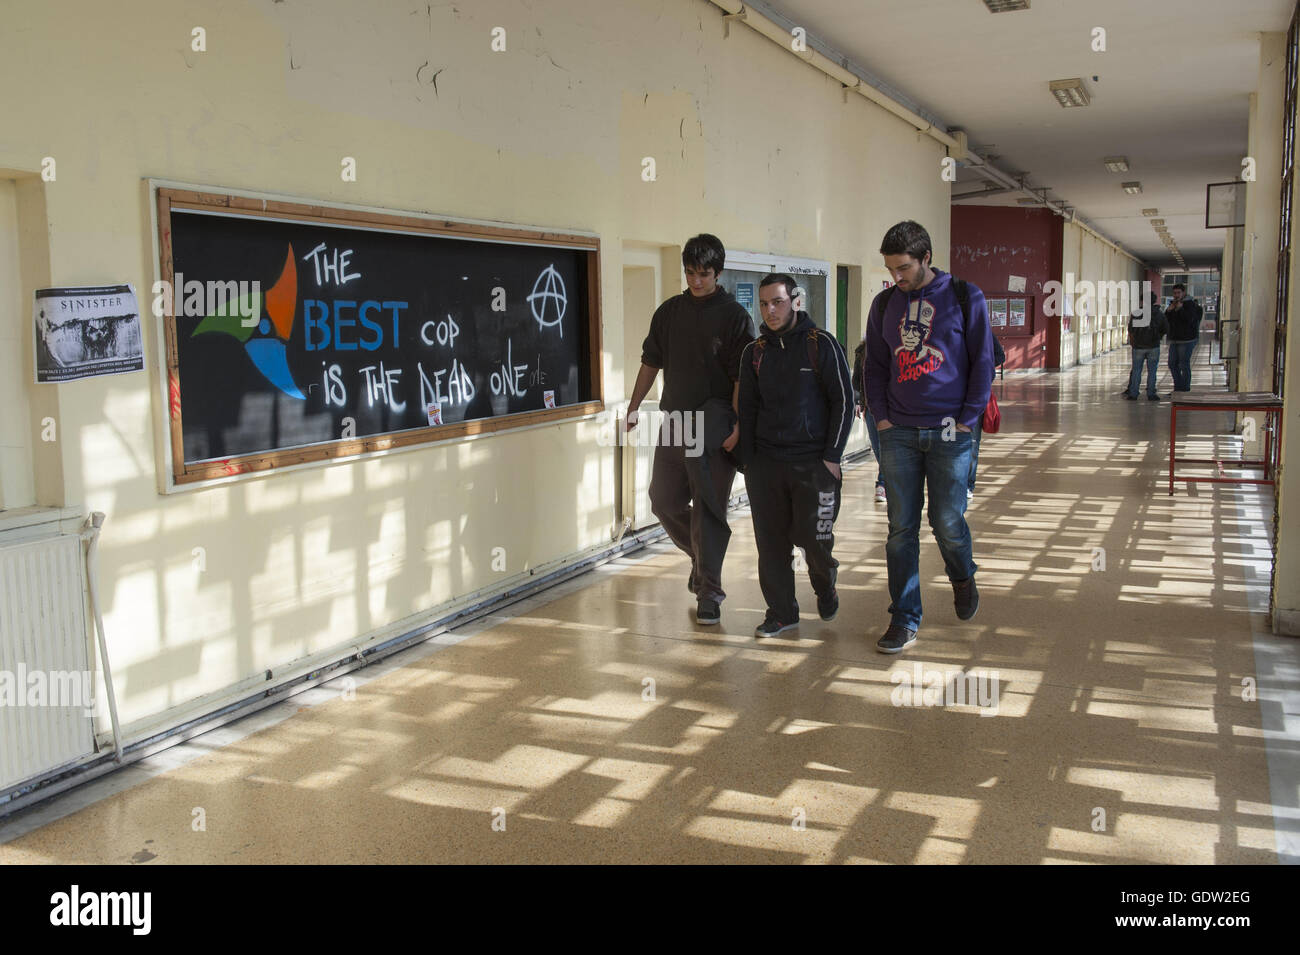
[33,285,144,383]
[1009,298,1027,327]
[735,282,755,320]
[989,298,1008,327]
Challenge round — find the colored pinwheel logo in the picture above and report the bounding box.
[191,245,304,399]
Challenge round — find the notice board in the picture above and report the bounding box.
[157,188,602,484]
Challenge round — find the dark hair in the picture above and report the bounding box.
[879,220,932,264]
[682,234,726,276]
[1172,283,1186,291]
[759,272,798,299]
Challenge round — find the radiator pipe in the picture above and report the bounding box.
[81,512,123,763]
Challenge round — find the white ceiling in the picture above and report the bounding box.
[760,0,1296,269]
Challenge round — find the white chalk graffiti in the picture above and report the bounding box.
[527,265,567,337]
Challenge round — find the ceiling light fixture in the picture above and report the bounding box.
[1150,219,1166,227]
[1141,208,1159,216]
[983,0,1030,11]
[1122,182,1143,194]
[1049,78,1090,108]
[1103,157,1129,173]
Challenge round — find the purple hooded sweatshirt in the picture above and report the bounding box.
[863,268,994,430]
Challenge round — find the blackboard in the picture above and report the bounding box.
[157,189,602,484]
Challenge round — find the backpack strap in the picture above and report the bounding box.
[952,277,971,327]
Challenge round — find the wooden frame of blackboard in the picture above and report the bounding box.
[155,187,603,485]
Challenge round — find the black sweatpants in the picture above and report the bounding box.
[649,439,737,603]
[744,455,842,622]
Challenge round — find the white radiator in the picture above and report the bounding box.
[0,533,96,792]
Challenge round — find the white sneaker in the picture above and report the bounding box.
[874,484,886,503]
[966,489,974,502]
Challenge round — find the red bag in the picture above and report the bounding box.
[981,392,1001,434]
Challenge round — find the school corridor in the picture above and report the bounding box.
[1,346,1292,865]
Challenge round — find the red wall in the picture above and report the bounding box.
[950,207,1062,370]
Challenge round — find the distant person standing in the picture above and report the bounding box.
[738,273,853,637]
[1165,283,1202,394]
[863,220,993,655]
[1124,293,1167,401]
[626,234,755,626]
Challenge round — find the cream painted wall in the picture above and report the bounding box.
[1241,37,1286,399]
[0,0,949,736]
[1052,222,1144,369]
[0,180,34,510]
[1059,221,1081,368]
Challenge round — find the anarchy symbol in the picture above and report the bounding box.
[527,264,568,337]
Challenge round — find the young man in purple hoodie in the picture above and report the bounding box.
[863,221,994,654]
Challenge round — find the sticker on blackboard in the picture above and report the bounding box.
[544,390,556,409]
[426,403,443,426]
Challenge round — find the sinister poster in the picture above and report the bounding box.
[34,285,144,383]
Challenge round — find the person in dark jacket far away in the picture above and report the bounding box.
[626,234,755,627]
[1165,283,1202,394]
[863,220,993,656]
[738,273,853,638]
[1124,292,1167,401]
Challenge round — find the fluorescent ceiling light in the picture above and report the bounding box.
[983,0,1030,11]
[1049,79,1090,108]
[1141,208,1159,216]
[1150,219,1166,227]
[1103,157,1129,173]
[1122,182,1143,194]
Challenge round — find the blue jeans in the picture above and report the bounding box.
[879,425,978,631]
[1168,339,1196,392]
[1128,346,1160,397]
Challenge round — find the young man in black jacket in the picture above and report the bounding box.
[738,273,853,637]
[626,234,755,626]
[1165,283,1202,393]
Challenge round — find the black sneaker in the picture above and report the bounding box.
[876,624,917,654]
[953,576,979,621]
[817,590,839,621]
[1123,393,1137,400]
[1147,394,1161,401]
[695,599,720,625]
[755,611,798,638]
